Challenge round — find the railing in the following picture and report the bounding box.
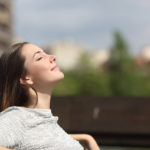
[51,96,150,147]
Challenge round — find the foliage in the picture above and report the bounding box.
[53,31,150,97]
[108,31,150,96]
[53,52,112,96]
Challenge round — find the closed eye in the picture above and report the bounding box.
[36,57,43,61]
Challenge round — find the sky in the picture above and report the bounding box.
[13,0,150,55]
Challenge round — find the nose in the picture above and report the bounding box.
[49,55,56,63]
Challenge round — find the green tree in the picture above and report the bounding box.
[109,31,150,96]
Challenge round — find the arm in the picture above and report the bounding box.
[0,147,12,150]
[69,134,100,150]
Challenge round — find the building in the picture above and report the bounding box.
[91,49,110,68]
[0,0,12,54]
[140,46,150,62]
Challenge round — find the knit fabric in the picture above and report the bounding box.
[0,106,84,150]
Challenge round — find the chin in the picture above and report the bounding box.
[54,72,64,84]
[58,73,64,81]
[59,71,64,79]
[47,72,64,86]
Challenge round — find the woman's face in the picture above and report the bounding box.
[21,43,64,88]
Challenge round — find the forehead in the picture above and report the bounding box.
[21,44,43,68]
[21,44,42,58]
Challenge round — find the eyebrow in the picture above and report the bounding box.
[32,51,42,59]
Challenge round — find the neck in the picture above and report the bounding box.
[27,87,52,109]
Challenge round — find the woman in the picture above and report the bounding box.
[0,42,100,150]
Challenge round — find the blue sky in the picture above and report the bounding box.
[13,0,150,55]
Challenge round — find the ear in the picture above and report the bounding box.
[20,76,33,86]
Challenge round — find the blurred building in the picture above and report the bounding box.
[91,49,110,68]
[0,0,12,55]
[140,46,150,62]
[46,42,85,70]
[45,42,111,70]
[133,46,150,68]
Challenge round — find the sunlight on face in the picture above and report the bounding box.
[21,44,64,88]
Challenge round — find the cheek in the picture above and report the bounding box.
[28,63,50,80]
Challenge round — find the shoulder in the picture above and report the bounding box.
[0,106,21,117]
[0,106,24,126]
[0,107,23,147]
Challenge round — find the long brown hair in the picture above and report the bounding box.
[0,42,29,112]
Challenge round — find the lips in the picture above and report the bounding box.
[51,65,59,71]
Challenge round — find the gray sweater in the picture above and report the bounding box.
[0,106,84,150]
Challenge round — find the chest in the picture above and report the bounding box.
[20,122,83,150]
